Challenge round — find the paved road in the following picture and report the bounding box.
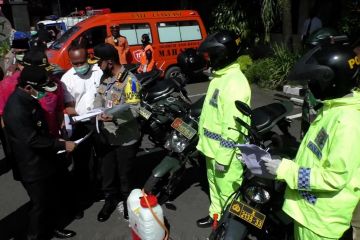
[0,81,303,240]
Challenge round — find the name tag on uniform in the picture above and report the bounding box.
[106,100,113,108]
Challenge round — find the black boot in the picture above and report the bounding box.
[196,216,214,228]
[97,198,119,222]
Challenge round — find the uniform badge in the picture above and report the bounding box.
[112,92,121,102]
[106,100,113,108]
[209,88,219,108]
[98,85,106,94]
[103,78,111,84]
[315,128,328,150]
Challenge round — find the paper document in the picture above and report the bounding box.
[237,144,273,178]
[71,105,130,123]
[64,114,73,138]
[57,131,93,154]
[72,108,103,122]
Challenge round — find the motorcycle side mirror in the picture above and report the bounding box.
[235,101,252,117]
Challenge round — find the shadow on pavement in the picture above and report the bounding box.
[0,158,11,176]
[167,160,209,205]
[0,202,30,240]
[132,147,168,189]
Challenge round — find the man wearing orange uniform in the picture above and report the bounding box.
[137,34,155,73]
[105,25,129,65]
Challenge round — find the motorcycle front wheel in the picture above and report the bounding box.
[209,216,248,240]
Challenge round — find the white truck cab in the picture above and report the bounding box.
[37,7,111,35]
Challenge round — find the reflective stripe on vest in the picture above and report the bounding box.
[204,128,236,148]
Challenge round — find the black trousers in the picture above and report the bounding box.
[0,126,8,157]
[71,123,99,203]
[100,142,139,201]
[0,126,11,175]
[21,171,72,240]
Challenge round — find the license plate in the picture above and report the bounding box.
[139,107,152,120]
[229,199,266,229]
[171,118,197,140]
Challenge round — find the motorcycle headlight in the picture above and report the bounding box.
[245,186,271,204]
[164,131,189,153]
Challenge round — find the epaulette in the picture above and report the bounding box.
[117,69,129,82]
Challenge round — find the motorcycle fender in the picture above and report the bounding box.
[209,216,248,240]
[152,156,180,178]
[224,218,248,240]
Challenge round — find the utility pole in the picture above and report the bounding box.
[9,0,30,31]
[57,0,62,16]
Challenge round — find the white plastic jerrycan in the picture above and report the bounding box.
[127,189,165,240]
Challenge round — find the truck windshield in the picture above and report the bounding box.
[50,26,80,50]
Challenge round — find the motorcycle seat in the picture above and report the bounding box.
[137,69,162,87]
[143,80,178,102]
[190,95,205,118]
[252,102,289,133]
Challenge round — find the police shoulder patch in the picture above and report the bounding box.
[314,128,328,150]
[209,88,219,108]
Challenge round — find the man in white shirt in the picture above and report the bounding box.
[61,42,103,116]
[61,40,103,218]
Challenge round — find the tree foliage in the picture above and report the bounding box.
[210,0,282,44]
[338,0,360,43]
[261,0,279,42]
[210,0,263,43]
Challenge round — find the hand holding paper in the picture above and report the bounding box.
[263,157,281,176]
[237,144,281,179]
[71,108,104,122]
[98,113,113,122]
[57,131,93,154]
[65,141,77,152]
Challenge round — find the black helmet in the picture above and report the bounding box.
[305,28,339,48]
[177,48,206,74]
[198,30,240,70]
[289,45,360,100]
[141,34,150,45]
[93,43,119,62]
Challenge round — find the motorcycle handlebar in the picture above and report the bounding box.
[235,117,262,145]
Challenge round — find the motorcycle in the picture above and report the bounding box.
[209,100,296,240]
[138,72,192,146]
[143,95,205,204]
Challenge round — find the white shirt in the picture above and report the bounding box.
[61,64,103,115]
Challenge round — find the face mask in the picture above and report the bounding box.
[31,89,46,100]
[30,31,37,36]
[74,63,90,75]
[15,53,25,62]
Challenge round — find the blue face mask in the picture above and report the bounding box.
[74,63,90,75]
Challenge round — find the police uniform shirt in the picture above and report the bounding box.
[94,67,141,146]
